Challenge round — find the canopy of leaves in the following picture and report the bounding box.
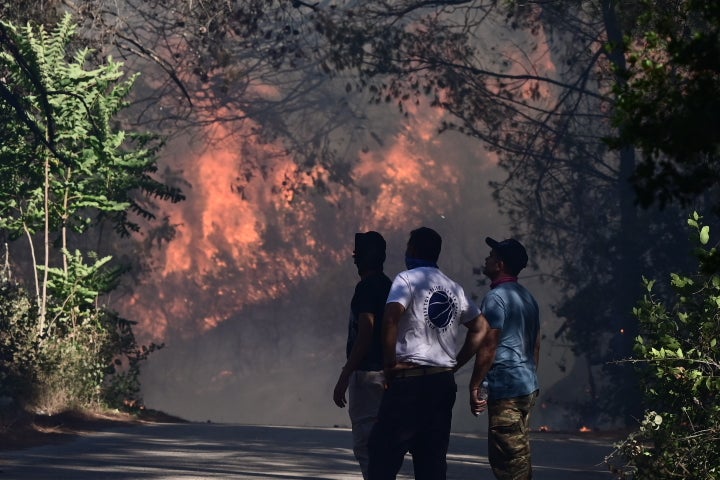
[0,14,184,239]
[611,0,720,211]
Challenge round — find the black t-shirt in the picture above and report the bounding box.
[346,271,392,371]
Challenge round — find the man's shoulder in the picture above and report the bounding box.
[392,267,462,287]
[359,272,393,289]
[489,282,539,310]
[422,268,467,290]
[494,281,534,294]
[512,282,539,303]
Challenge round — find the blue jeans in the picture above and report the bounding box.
[367,371,456,480]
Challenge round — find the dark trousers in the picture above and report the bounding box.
[367,371,457,480]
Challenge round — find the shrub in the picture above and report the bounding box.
[607,212,720,479]
[0,271,40,404]
[1,258,162,413]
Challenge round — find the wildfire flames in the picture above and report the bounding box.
[114,6,558,350]
[538,425,594,433]
[118,105,467,343]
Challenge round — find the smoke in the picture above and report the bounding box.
[105,5,585,433]
[111,107,577,432]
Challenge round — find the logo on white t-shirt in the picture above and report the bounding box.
[424,286,459,333]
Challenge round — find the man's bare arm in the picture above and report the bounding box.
[455,314,489,371]
[333,312,375,408]
[468,327,500,415]
[470,327,500,390]
[382,302,405,372]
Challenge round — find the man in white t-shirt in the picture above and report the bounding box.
[367,227,489,480]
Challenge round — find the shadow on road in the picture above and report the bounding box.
[0,423,616,479]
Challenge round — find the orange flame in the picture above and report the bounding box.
[115,29,560,345]
[117,102,474,342]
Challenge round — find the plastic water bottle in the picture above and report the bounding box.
[479,380,489,401]
[475,380,489,416]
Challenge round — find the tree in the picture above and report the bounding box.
[610,0,720,210]
[0,14,179,410]
[0,14,183,320]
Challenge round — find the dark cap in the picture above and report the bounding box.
[485,237,528,275]
[354,231,387,266]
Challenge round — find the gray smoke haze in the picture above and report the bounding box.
[97,5,591,433]
[118,110,583,433]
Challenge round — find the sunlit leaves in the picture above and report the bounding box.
[608,212,720,479]
[0,14,184,239]
[700,225,710,244]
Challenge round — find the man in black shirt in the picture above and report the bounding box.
[334,231,392,479]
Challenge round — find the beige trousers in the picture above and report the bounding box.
[348,370,385,479]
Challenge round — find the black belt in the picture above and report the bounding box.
[393,366,453,378]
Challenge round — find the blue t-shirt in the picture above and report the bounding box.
[480,281,539,400]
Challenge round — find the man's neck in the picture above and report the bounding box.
[359,268,382,279]
[489,273,518,288]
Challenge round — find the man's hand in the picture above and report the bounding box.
[469,388,488,416]
[333,370,350,408]
[382,361,416,386]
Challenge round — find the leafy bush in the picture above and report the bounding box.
[607,212,720,479]
[1,271,163,413]
[101,312,164,410]
[0,270,40,403]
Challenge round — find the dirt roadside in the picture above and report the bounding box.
[0,407,186,451]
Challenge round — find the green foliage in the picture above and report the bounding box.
[0,15,178,413]
[611,0,720,210]
[1,253,163,412]
[0,14,183,241]
[0,270,40,402]
[41,250,124,333]
[607,212,720,479]
[31,308,164,411]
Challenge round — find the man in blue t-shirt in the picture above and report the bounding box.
[469,237,540,480]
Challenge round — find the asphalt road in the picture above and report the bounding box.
[0,423,618,479]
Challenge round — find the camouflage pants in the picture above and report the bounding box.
[487,391,538,480]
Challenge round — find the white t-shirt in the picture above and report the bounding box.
[386,267,480,367]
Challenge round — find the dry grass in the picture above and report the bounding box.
[0,406,186,451]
